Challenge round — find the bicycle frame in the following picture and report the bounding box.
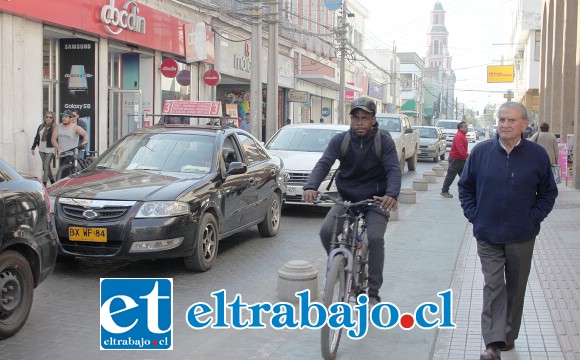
[326,211,363,302]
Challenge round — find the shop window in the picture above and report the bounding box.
[161,58,191,104]
[42,39,58,115]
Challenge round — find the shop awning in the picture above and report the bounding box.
[401,99,416,111]
[296,74,362,92]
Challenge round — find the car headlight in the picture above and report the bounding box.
[135,201,190,218]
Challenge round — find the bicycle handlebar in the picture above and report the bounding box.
[314,193,381,208]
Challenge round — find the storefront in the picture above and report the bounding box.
[213,36,294,139]
[1,0,212,174]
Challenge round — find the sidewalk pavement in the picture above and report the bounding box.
[432,181,580,360]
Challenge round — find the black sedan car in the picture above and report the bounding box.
[48,124,284,272]
[0,158,58,339]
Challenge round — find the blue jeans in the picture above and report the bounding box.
[319,204,389,297]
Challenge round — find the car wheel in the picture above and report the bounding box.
[184,213,218,272]
[0,251,34,339]
[258,192,282,237]
[407,147,417,171]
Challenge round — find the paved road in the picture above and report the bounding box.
[0,155,471,359]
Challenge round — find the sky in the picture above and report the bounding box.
[357,0,516,113]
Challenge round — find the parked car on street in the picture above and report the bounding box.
[466,125,477,143]
[48,124,284,272]
[265,123,349,206]
[0,158,58,339]
[375,113,420,172]
[415,126,446,162]
[435,119,462,148]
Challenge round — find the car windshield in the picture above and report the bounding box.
[417,127,438,138]
[266,128,344,152]
[375,117,401,132]
[94,133,215,174]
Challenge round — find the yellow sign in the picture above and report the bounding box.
[487,65,514,83]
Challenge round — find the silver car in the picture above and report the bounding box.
[265,123,349,206]
[415,126,446,162]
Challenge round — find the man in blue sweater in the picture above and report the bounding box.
[302,97,401,305]
[458,102,558,360]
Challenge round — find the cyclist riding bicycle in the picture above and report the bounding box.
[302,96,401,306]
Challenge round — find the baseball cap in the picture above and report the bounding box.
[349,97,377,116]
[61,110,74,117]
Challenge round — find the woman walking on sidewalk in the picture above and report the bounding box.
[31,111,56,187]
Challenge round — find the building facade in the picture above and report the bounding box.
[540,0,579,188]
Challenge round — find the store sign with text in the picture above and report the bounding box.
[59,38,96,154]
[2,0,185,56]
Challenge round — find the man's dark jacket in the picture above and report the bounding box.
[303,125,401,202]
[458,136,558,244]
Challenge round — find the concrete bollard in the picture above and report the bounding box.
[412,178,429,191]
[440,160,449,171]
[423,171,437,183]
[432,165,445,177]
[398,187,416,204]
[278,260,318,303]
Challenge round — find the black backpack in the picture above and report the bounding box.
[326,129,390,190]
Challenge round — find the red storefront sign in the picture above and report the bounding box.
[203,69,221,86]
[160,59,179,78]
[1,0,186,57]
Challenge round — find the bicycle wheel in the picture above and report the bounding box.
[56,164,78,181]
[321,254,347,360]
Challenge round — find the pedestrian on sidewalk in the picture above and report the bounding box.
[441,121,468,198]
[51,110,88,168]
[529,122,559,165]
[458,101,558,360]
[31,111,56,187]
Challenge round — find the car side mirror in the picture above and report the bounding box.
[226,162,247,175]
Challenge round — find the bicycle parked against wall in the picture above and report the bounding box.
[315,193,378,360]
[55,145,98,181]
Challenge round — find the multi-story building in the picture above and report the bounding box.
[508,0,541,124]
[539,0,579,189]
[399,52,426,125]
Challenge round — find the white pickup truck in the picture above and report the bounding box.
[375,113,420,172]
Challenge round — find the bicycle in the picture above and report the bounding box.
[55,145,98,181]
[316,193,379,360]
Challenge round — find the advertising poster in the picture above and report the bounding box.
[59,38,96,153]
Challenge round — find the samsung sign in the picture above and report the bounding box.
[101,0,146,35]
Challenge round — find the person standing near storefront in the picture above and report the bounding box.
[72,110,88,159]
[240,113,250,132]
[31,111,56,187]
[51,110,88,168]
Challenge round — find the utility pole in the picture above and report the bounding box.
[337,1,348,124]
[266,0,279,142]
[250,0,262,140]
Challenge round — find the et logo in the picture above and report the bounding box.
[100,278,173,350]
